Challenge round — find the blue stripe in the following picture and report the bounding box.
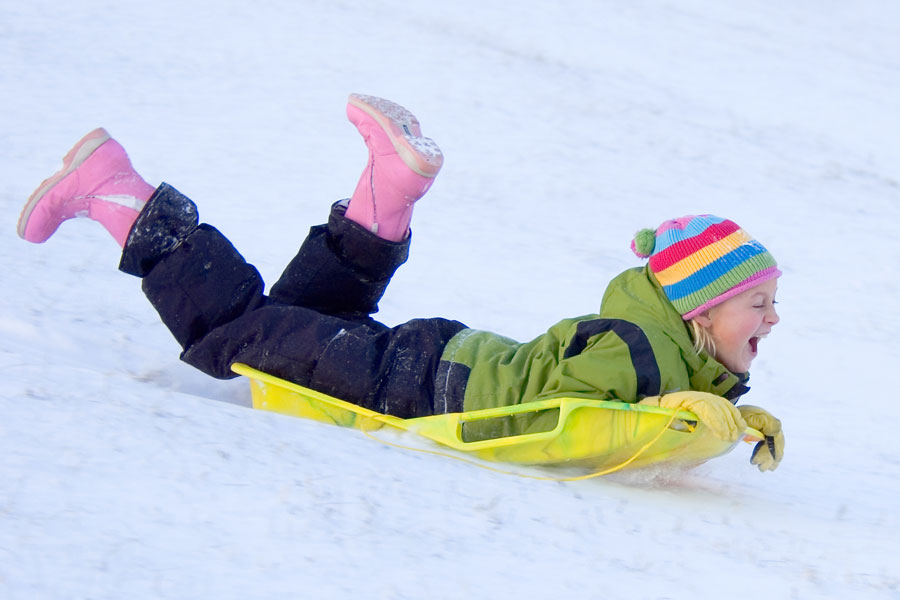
[663,242,769,301]
[653,215,726,253]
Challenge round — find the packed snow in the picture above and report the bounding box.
[2,1,899,598]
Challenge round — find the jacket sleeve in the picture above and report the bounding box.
[535,317,667,403]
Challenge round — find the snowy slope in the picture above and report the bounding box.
[1,1,899,598]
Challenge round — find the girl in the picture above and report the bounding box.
[18,94,784,471]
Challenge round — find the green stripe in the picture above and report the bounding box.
[671,251,776,315]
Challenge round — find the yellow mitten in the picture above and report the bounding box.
[639,391,747,442]
[738,405,784,472]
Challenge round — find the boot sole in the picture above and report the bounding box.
[348,94,443,178]
[17,128,111,240]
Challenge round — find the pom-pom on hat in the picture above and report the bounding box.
[631,215,781,320]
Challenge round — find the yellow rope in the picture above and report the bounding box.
[360,408,683,482]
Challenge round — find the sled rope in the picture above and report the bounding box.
[360,408,682,481]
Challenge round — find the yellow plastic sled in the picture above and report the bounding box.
[232,363,762,473]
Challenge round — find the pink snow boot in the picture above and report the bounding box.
[17,128,156,248]
[344,94,443,242]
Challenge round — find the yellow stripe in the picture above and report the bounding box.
[654,230,752,286]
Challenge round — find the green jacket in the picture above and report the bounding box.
[435,266,748,439]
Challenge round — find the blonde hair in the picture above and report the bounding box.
[688,318,716,356]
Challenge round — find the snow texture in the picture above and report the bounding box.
[1,1,899,598]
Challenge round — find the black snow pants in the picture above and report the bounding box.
[117,183,468,418]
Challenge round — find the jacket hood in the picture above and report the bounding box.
[599,266,750,401]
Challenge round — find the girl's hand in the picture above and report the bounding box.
[738,405,784,471]
[639,391,747,442]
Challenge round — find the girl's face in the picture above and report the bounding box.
[694,278,780,374]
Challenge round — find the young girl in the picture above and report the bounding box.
[18,94,784,471]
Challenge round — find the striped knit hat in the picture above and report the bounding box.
[631,215,781,320]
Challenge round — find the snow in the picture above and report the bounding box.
[2,0,899,598]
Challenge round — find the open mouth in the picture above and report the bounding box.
[749,333,768,354]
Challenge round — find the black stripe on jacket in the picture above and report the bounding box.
[563,318,662,399]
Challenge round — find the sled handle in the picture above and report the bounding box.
[402,397,696,451]
[404,398,763,449]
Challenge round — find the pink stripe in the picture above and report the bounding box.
[681,267,782,320]
[649,220,741,272]
[656,215,698,236]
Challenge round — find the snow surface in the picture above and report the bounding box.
[2,1,899,598]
